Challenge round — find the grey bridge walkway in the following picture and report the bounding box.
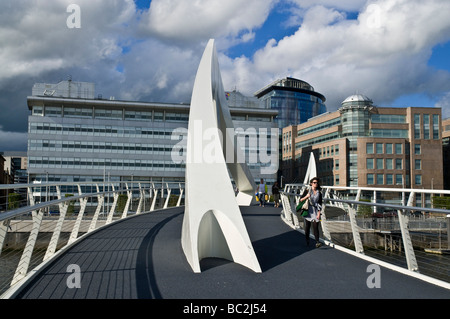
[10,205,450,299]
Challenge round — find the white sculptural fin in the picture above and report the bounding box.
[303,152,317,185]
[181,39,261,273]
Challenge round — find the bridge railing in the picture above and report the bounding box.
[280,184,450,285]
[0,181,184,297]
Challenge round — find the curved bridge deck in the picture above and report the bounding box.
[11,206,450,299]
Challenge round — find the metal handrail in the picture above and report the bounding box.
[279,185,450,289]
[0,181,185,298]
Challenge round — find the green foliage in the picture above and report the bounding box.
[431,196,450,210]
[64,193,75,215]
[168,194,179,207]
[357,199,373,217]
[117,194,128,213]
[8,193,21,210]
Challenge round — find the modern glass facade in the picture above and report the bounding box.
[340,95,374,186]
[27,81,279,189]
[254,77,327,130]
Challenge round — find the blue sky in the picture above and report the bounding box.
[1,0,450,151]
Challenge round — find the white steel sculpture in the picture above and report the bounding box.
[303,152,317,185]
[181,39,261,273]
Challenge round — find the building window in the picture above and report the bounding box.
[335,159,339,170]
[386,174,393,185]
[386,158,393,170]
[415,174,422,185]
[45,106,62,117]
[376,158,383,169]
[423,114,430,140]
[415,159,421,170]
[95,108,122,119]
[366,143,374,154]
[154,111,164,121]
[335,174,339,185]
[433,114,440,140]
[395,143,402,154]
[395,174,403,185]
[385,143,393,154]
[371,129,408,138]
[367,174,374,185]
[376,143,383,154]
[395,158,402,169]
[32,106,43,115]
[376,174,384,185]
[367,158,374,169]
[414,114,421,139]
[414,144,421,155]
[371,114,406,123]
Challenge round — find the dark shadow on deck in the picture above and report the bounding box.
[135,212,182,299]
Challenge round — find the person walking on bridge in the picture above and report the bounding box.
[257,178,267,207]
[300,177,322,248]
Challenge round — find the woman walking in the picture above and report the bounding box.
[299,177,322,248]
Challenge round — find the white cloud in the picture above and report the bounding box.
[140,0,275,46]
[436,92,450,119]
[0,0,136,83]
[289,0,368,12]
[220,0,450,109]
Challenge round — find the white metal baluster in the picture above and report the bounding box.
[398,208,419,272]
[0,219,10,257]
[136,183,144,214]
[68,184,88,245]
[88,184,104,233]
[106,183,119,224]
[150,183,158,211]
[164,183,171,208]
[280,193,292,224]
[44,186,69,261]
[11,187,44,286]
[320,188,332,241]
[291,194,300,227]
[347,204,364,254]
[176,183,184,207]
[122,183,132,219]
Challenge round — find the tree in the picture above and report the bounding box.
[64,194,75,215]
[357,199,373,217]
[8,193,21,210]
[431,195,450,210]
[117,194,128,213]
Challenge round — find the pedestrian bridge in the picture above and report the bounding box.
[0,181,449,299]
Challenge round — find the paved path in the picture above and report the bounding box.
[12,205,450,299]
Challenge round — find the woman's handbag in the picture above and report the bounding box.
[301,199,309,217]
[296,199,309,217]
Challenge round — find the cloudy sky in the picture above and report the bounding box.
[1,0,450,152]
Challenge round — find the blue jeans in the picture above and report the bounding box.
[258,193,265,205]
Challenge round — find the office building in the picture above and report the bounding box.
[442,118,450,189]
[254,77,327,130]
[27,81,279,192]
[2,151,28,184]
[282,94,444,198]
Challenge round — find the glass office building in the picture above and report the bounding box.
[27,81,279,189]
[254,77,327,130]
